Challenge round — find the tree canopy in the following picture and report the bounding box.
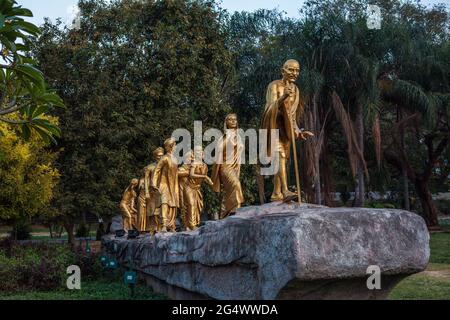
[0,117,59,221]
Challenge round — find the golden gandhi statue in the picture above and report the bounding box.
[179,147,213,231]
[136,147,164,234]
[211,114,245,219]
[119,178,139,231]
[261,59,313,202]
[152,138,179,233]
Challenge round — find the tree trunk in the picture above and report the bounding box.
[354,104,365,207]
[398,110,410,211]
[313,93,322,205]
[64,219,75,246]
[321,144,335,206]
[255,164,266,204]
[314,157,322,205]
[414,178,438,227]
[402,166,410,211]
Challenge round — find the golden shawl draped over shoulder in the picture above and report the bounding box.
[211,125,244,216]
[260,79,303,157]
[152,154,179,208]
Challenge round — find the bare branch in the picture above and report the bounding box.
[0,117,28,124]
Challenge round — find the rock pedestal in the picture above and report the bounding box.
[102,202,429,300]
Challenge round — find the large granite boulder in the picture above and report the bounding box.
[102,202,429,300]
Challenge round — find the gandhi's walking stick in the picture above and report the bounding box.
[289,118,302,204]
[283,97,302,204]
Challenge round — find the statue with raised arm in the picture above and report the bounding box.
[261,59,313,202]
[151,138,179,233]
[211,114,245,219]
[179,147,213,231]
[119,178,139,231]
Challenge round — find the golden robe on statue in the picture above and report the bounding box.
[178,163,190,228]
[181,163,208,230]
[261,78,303,201]
[143,162,161,233]
[211,114,244,219]
[152,153,179,231]
[137,177,147,231]
[119,179,138,231]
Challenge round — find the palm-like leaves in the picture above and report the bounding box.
[0,0,64,143]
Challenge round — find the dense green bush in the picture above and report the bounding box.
[73,246,104,280]
[0,239,102,292]
[0,251,20,292]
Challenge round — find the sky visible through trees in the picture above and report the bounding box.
[20,0,448,27]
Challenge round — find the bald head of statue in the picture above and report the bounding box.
[281,59,300,83]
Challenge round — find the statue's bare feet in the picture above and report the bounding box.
[270,193,283,202]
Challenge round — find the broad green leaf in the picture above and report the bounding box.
[33,124,57,145]
[15,64,45,88]
[0,24,14,33]
[0,34,16,51]
[41,122,61,138]
[10,7,33,18]
[21,123,31,140]
[31,105,49,118]
[39,92,65,108]
[0,14,5,28]
[0,1,12,13]
[16,43,29,52]
[15,20,40,36]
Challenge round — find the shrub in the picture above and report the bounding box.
[0,239,104,292]
[73,246,104,280]
[0,251,20,291]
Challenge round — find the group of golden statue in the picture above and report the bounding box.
[119,59,314,234]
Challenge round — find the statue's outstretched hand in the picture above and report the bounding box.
[205,177,214,186]
[296,129,314,140]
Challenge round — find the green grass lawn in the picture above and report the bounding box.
[0,225,98,241]
[0,278,167,300]
[389,232,450,300]
[429,232,450,264]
